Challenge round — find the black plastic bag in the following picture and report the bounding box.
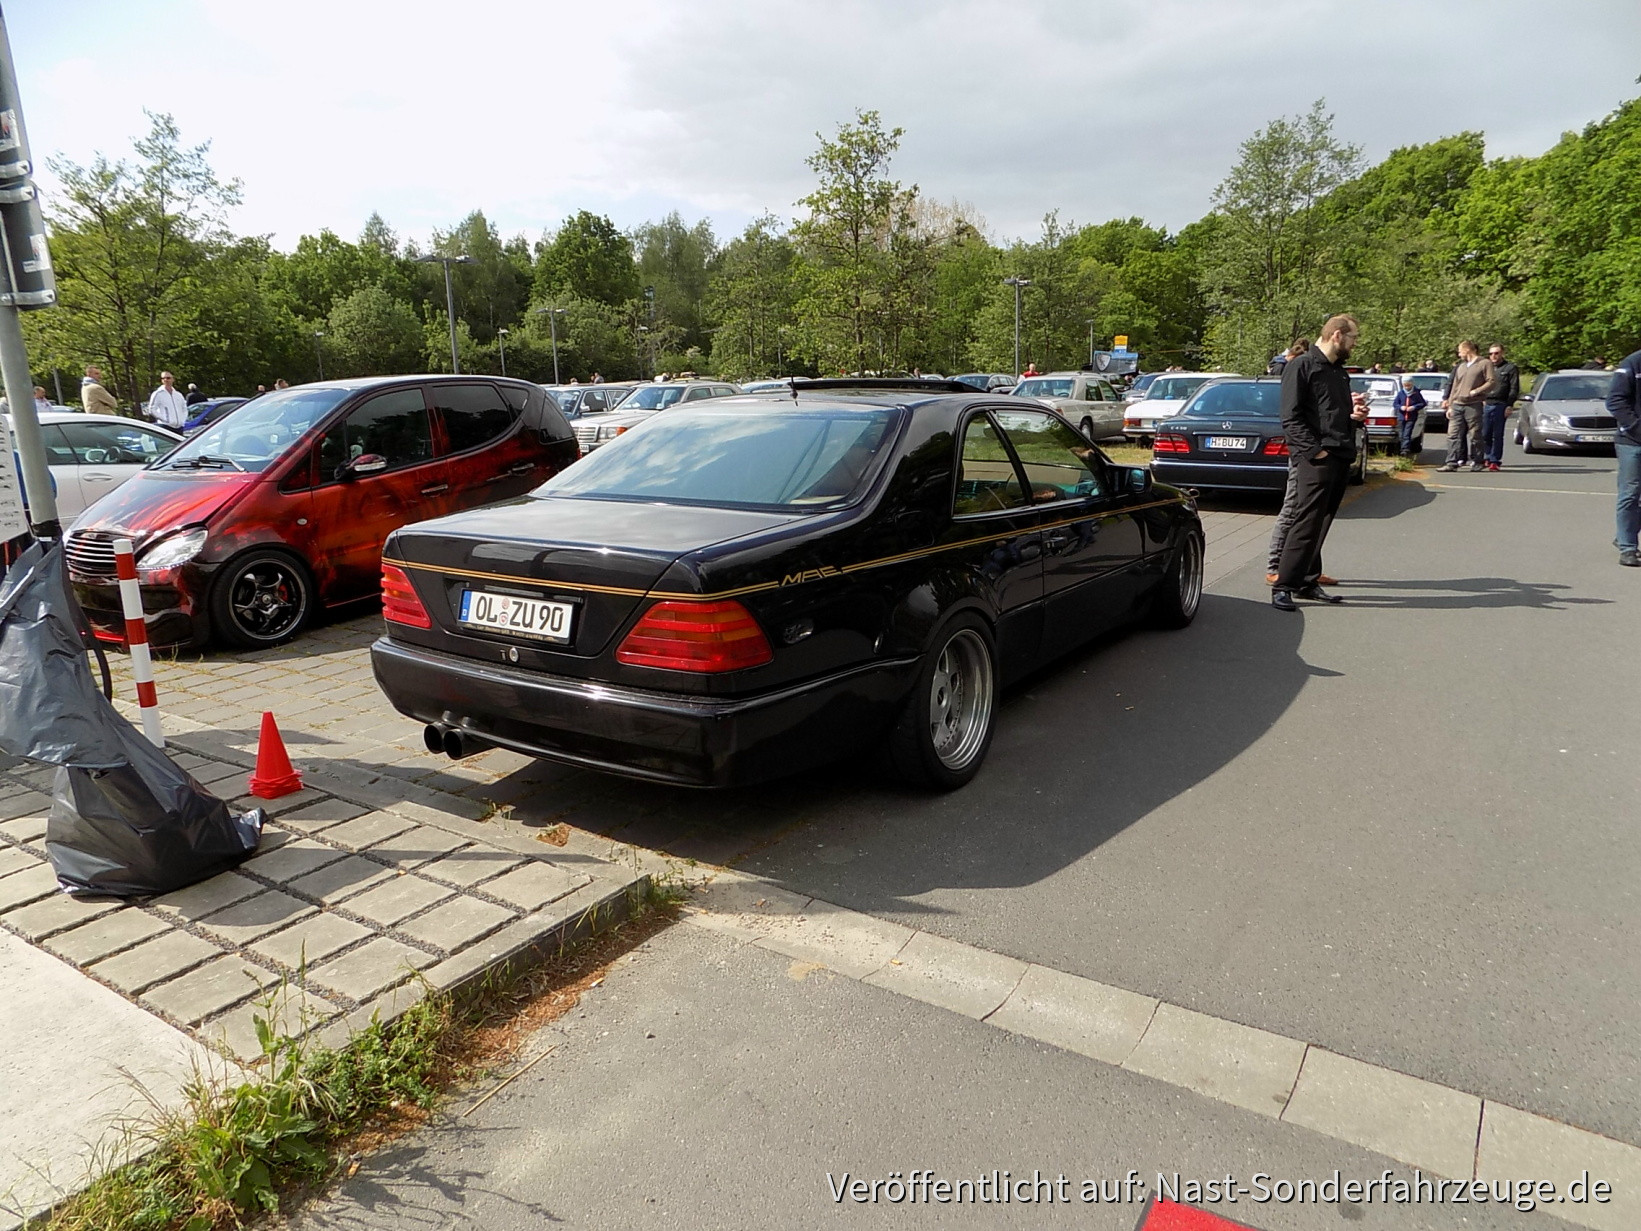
[0,542,262,897]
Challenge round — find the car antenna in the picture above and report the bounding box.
[789,376,799,402]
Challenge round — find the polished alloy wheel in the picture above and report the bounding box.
[227,559,308,642]
[927,629,994,771]
[1178,534,1203,619]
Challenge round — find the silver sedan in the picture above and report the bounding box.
[1515,370,1619,452]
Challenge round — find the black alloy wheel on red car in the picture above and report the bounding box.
[209,549,315,649]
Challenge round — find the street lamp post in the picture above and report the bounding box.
[314,330,324,381]
[1003,276,1031,378]
[417,253,476,373]
[531,306,566,384]
[497,327,509,377]
[637,325,651,379]
[1085,319,1096,368]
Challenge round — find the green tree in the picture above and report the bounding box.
[326,285,425,376]
[704,215,800,378]
[535,211,640,307]
[634,212,718,354]
[425,210,532,345]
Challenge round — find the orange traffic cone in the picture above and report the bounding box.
[248,711,303,799]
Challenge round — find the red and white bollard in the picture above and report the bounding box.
[113,538,164,748]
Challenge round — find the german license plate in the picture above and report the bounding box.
[1204,436,1249,451]
[459,589,575,643]
[1576,433,1613,443]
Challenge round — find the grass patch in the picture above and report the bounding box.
[1099,442,1153,467]
[36,883,681,1231]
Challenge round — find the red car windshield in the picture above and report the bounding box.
[160,387,351,472]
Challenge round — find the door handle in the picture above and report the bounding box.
[83,473,116,482]
[420,483,449,496]
[509,462,535,475]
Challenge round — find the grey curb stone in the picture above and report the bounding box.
[277,799,369,833]
[92,929,223,994]
[749,900,913,980]
[0,791,50,822]
[987,964,1160,1066]
[0,862,61,913]
[0,846,41,880]
[0,813,48,845]
[199,985,342,1063]
[142,954,283,1025]
[1282,1047,1481,1180]
[1,893,121,941]
[46,910,173,965]
[364,826,469,870]
[1477,1101,1641,1231]
[483,861,590,911]
[417,847,524,889]
[320,812,417,851]
[862,930,1028,1020]
[1123,1002,1306,1118]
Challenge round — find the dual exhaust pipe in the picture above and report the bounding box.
[423,723,492,760]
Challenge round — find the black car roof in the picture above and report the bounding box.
[296,374,539,393]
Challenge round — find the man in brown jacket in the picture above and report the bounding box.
[1439,341,1495,472]
[80,365,119,416]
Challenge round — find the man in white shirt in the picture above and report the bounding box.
[147,371,189,428]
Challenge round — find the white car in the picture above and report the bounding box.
[1350,374,1424,452]
[573,380,743,452]
[1124,372,1237,442]
[1009,372,1127,440]
[5,412,182,522]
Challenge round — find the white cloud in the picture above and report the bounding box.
[12,0,1641,250]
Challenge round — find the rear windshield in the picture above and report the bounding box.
[159,387,351,472]
[1538,374,1615,401]
[536,407,899,510]
[1408,374,1447,392]
[615,385,689,411]
[1014,379,1074,399]
[1349,377,1397,396]
[1178,383,1281,418]
[1148,376,1210,401]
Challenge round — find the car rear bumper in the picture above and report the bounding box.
[1149,459,1288,493]
[370,637,921,788]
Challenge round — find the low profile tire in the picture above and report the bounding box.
[209,549,315,650]
[1513,426,1524,446]
[1149,530,1204,629]
[887,614,998,791]
[1349,447,1367,485]
[1521,432,1538,454]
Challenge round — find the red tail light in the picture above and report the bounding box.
[1153,434,1189,454]
[616,600,774,672]
[381,562,432,629]
[1261,437,1290,456]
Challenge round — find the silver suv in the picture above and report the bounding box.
[573,380,742,451]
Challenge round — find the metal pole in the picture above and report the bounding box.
[442,260,460,374]
[497,328,507,377]
[1087,321,1095,368]
[549,312,560,384]
[1012,283,1021,378]
[51,366,61,405]
[314,331,323,381]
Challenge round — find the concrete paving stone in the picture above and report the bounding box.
[1122,1002,1307,1119]
[0,813,48,845]
[197,890,316,945]
[91,929,222,994]
[482,861,592,911]
[341,874,454,927]
[199,987,343,1063]
[363,825,468,870]
[277,799,370,834]
[1,892,121,940]
[240,837,348,884]
[141,954,283,1026]
[1282,1048,1481,1179]
[396,895,515,953]
[746,899,913,980]
[151,871,264,919]
[986,964,1160,1066]
[308,936,435,1003]
[250,912,374,971]
[230,787,328,818]
[286,854,395,905]
[319,811,416,851]
[45,909,172,965]
[1477,1101,1641,1231]
[0,845,42,879]
[417,846,524,889]
[189,762,250,788]
[861,929,1028,1020]
[0,861,61,912]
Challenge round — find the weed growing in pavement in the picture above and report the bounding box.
[1393,453,1419,472]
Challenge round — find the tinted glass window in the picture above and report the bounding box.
[1539,375,1616,401]
[1149,376,1210,400]
[1179,383,1282,418]
[57,420,176,464]
[954,416,1028,515]
[993,409,1104,501]
[38,425,79,467]
[1015,379,1074,399]
[160,386,349,472]
[434,383,515,453]
[617,385,687,411]
[684,386,716,401]
[537,407,897,510]
[317,388,432,478]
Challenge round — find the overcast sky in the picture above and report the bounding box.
[12,0,1640,251]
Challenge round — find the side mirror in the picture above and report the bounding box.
[1128,466,1152,494]
[342,453,388,478]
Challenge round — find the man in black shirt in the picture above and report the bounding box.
[1273,314,1365,612]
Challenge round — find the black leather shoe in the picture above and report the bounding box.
[1271,589,1298,612]
[1296,585,1344,603]
[1621,549,1640,568]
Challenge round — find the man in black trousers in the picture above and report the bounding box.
[1272,314,1365,612]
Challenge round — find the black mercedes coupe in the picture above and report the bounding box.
[371,381,1204,790]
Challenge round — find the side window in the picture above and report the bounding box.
[56,420,173,464]
[954,415,1028,516]
[38,425,80,467]
[582,390,604,413]
[317,388,432,480]
[1083,382,1101,402]
[432,383,517,454]
[993,409,1105,502]
[684,386,714,401]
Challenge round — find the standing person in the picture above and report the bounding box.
[1265,339,1337,585]
[184,382,208,406]
[1607,346,1641,567]
[81,365,118,416]
[1272,315,1366,612]
[1420,358,1438,372]
[273,378,290,390]
[1481,344,1519,470]
[146,371,189,429]
[1393,375,1427,457]
[31,387,51,414]
[1438,341,1495,473]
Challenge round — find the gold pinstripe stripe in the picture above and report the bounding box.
[398,496,1188,602]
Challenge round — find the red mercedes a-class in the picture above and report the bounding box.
[66,375,578,649]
